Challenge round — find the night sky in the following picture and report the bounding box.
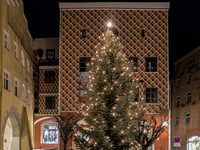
[22,0,200,79]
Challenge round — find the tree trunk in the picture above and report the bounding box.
[64,142,67,150]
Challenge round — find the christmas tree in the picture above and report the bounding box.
[75,30,144,150]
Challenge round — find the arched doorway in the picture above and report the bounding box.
[187,136,200,150]
[3,114,20,150]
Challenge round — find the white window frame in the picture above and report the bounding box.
[4,69,11,91]
[22,84,26,102]
[21,51,25,67]
[177,79,180,88]
[186,92,192,103]
[31,66,33,79]
[185,112,190,124]
[27,59,30,74]
[187,73,191,83]
[4,29,10,50]
[175,115,179,126]
[14,77,19,97]
[28,90,31,106]
[176,96,180,107]
[14,41,19,59]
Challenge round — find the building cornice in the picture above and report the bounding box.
[59,2,170,10]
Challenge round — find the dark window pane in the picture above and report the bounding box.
[46,97,55,109]
[82,29,86,38]
[45,71,55,83]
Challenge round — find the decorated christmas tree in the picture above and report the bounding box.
[75,30,144,150]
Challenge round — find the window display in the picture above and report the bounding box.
[42,123,58,144]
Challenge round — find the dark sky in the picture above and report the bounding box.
[23,0,200,79]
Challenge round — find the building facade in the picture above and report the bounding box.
[172,46,200,150]
[33,38,59,150]
[58,2,170,150]
[0,0,34,149]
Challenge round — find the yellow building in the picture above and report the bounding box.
[0,0,34,149]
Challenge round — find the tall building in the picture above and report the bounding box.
[172,46,200,150]
[33,38,59,150]
[58,2,170,150]
[0,0,34,149]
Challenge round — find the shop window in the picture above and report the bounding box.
[129,57,138,72]
[46,97,55,109]
[42,123,58,144]
[45,71,55,83]
[79,57,91,72]
[146,88,157,103]
[145,57,157,72]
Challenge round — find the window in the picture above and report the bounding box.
[129,57,138,72]
[28,90,31,106]
[175,115,179,126]
[4,69,10,91]
[176,96,180,107]
[46,49,55,61]
[27,59,30,74]
[31,67,33,79]
[146,88,157,103]
[176,79,180,88]
[21,51,25,67]
[141,29,145,38]
[4,29,10,50]
[187,73,191,83]
[42,123,58,143]
[45,71,55,83]
[46,97,55,109]
[14,77,19,97]
[185,113,190,124]
[14,41,19,59]
[82,29,86,38]
[79,57,91,72]
[186,92,192,103]
[22,84,26,102]
[145,57,157,72]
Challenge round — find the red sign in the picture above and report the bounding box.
[174,136,181,143]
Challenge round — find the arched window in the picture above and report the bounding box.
[42,123,58,144]
[187,136,200,150]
